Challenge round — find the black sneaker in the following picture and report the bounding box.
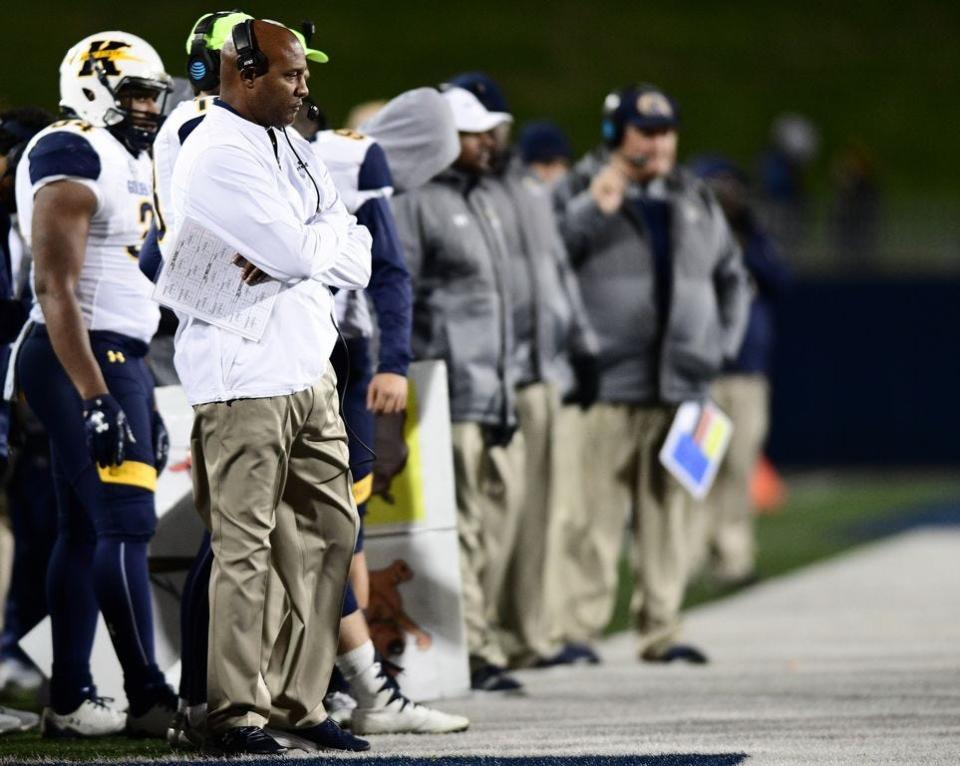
[534,642,602,668]
[269,718,370,752]
[470,663,524,693]
[642,643,709,664]
[204,726,286,756]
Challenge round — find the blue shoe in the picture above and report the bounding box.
[643,643,709,664]
[470,664,524,693]
[535,642,601,668]
[204,726,286,756]
[270,718,370,752]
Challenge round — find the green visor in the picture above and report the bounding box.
[186,13,329,63]
[185,11,254,54]
[290,28,329,64]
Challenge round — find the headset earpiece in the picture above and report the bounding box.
[186,12,229,92]
[601,88,624,149]
[233,19,268,77]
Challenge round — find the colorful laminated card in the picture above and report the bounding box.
[658,400,734,500]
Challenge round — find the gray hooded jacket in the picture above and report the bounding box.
[361,88,460,194]
[327,88,461,343]
[554,149,751,404]
[391,167,515,426]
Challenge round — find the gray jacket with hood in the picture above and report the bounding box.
[391,166,516,426]
[554,148,751,404]
[486,156,599,395]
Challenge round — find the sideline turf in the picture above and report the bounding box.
[3,471,959,763]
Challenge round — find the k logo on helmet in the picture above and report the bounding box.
[78,40,135,77]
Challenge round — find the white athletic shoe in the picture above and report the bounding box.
[350,663,469,735]
[0,712,22,735]
[0,657,44,692]
[127,696,178,739]
[41,698,126,739]
[0,706,40,732]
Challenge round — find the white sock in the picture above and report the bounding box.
[337,641,396,708]
[336,640,377,681]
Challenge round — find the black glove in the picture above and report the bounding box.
[152,409,170,476]
[372,412,409,501]
[482,422,518,449]
[82,394,135,468]
[566,352,601,410]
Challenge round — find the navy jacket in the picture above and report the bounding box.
[727,222,790,375]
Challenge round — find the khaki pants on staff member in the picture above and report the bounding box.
[561,403,694,658]
[191,367,358,733]
[548,404,594,647]
[689,374,769,583]
[451,422,525,671]
[497,382,566,666]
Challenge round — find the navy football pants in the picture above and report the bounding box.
[18,326,166,714]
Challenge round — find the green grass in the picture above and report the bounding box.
[4,471,960,762]
[606,471,960,634]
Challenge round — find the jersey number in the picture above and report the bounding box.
[126,200,154,260]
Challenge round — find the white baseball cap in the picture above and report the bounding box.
[442,87,512,133]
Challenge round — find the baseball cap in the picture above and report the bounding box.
[261,19,330,63]
[288,27,329,64]
[608,84,680,131]
[689,154,748,184]
[448,71,510,113]
[443,87,511,133]
[192,15,330,63]
[518,121,572,164]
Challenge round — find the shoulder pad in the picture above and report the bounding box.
[28,129,101,185]
[357,142,394,193]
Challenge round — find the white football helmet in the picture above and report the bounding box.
[59,31,172,140]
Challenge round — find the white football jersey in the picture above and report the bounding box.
[313,129,394,338]
[152,96,214,256]
[16,118,160,344]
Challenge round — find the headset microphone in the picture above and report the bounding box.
[626,154,649,168]
[307,103,320,121]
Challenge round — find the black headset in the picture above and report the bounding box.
[233,19,268,77]
[601,84,640,149]
[187,11,236,92]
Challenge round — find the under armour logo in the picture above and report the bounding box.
[90,411,109,434]
[78,41,132,77]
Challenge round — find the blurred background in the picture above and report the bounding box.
[3,0,959,615]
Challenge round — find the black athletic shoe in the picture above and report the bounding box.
[470,663,524,693]
[204,726,286,756]
[642,643,709,665]
[534,642,601,668]
[271,718,370,752]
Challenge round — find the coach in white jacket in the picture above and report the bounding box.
[170,20,371,754]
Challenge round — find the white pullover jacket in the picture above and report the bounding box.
[170,100,371,405]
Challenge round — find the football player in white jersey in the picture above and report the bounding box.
[13,32,177,739]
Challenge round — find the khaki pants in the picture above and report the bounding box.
[560,403,692,657]
[191,368,358,732]
[451,422,525,670]
[498,383,565,665]
[690,375,769,582]
[549,405,590,646]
